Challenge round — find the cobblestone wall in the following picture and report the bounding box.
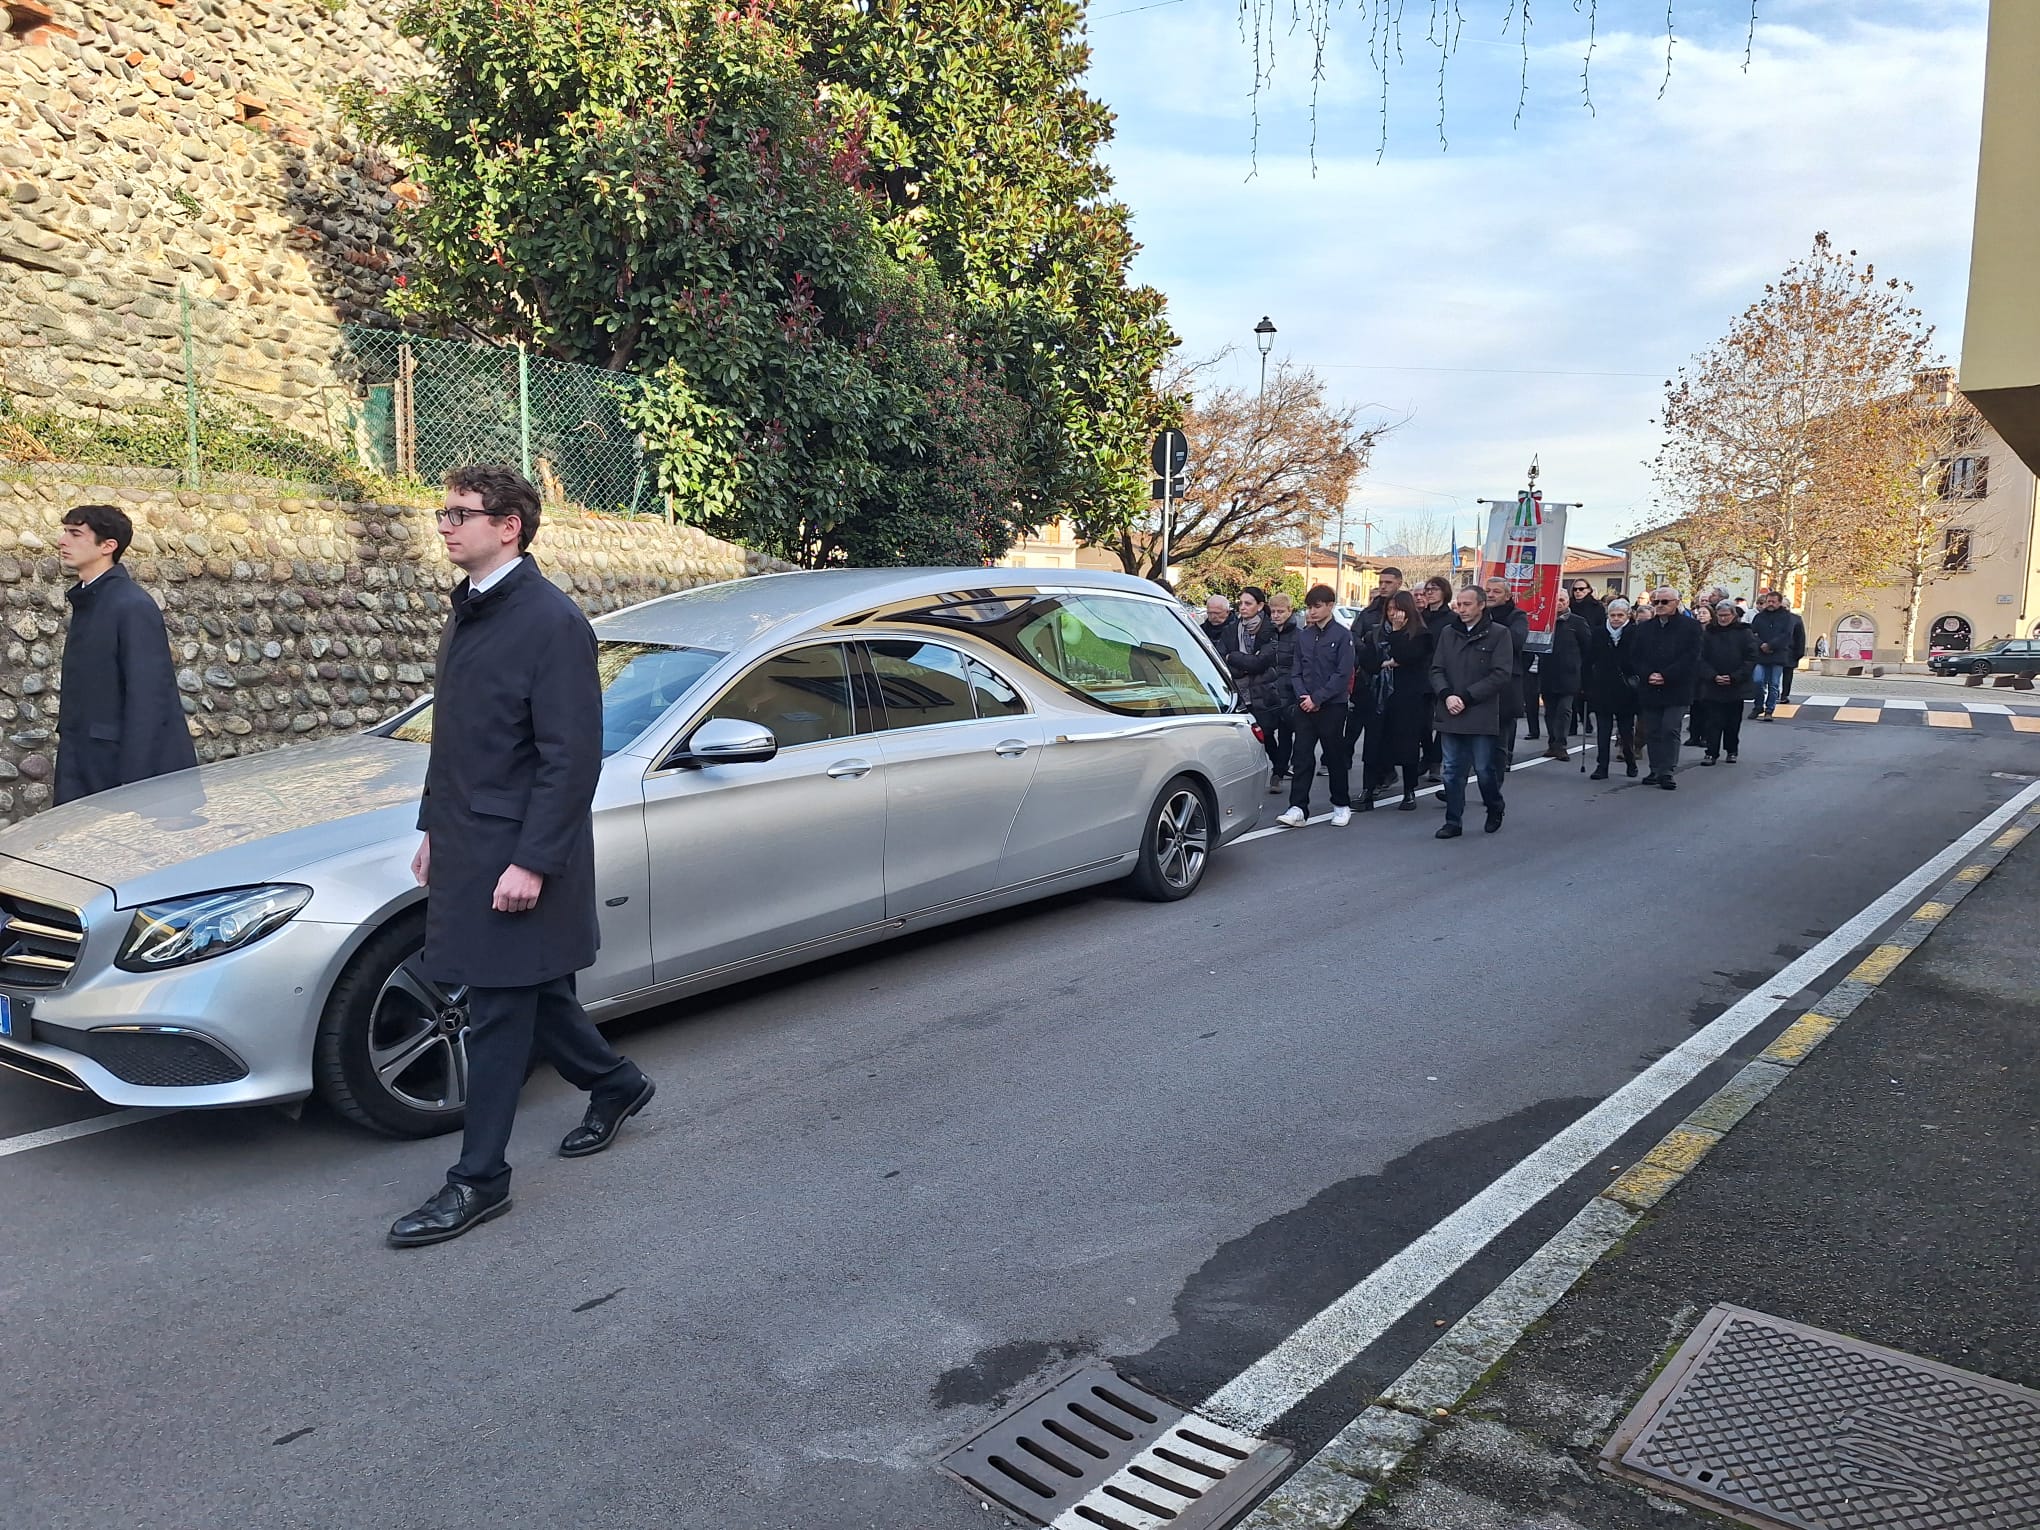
[0,0,422,428]
[0,471,786,826]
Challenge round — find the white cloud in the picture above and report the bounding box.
[1085,4,1989,546]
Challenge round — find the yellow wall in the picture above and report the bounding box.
[1961,0,2040,472]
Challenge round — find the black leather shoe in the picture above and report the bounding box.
[1589,766,1609,780]
[1398,794,1417,810]
[388,1182,510,1248]
[1626,760,1639,778]
[560,1075,656,1158]
[1659,776,1678,790]
[1483,810,1504,834]
[1641,773,1662,786]
[1435,823,1462,839]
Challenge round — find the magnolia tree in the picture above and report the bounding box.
[1652,234,1938,594]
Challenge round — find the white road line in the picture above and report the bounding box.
[1883,698,1928,710]
[1231,744,1588,846]
[0,1108,169,1160]
[1197,777,2040,1435]
[1797,694,1846,706]
[1965,702,2013,715]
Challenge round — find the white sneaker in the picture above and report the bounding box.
[1277,806,1307,828]
[1330,805,1352,827]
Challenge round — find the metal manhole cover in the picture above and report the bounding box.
[939,1363,1292,1528]
[1602,1305,2040,1529]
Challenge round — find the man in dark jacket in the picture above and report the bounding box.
[1567,578,1607,631]
[1482,576,1534,759]
[1278,584,1356,828]
[1199,594,1239,658]
[389,464,655,1249]
[55,504,198,805]
[1538,592,1592,761]
[1430,585,1515,838]
[1225,586,1296,790]
[1748,589,1807,717]
[1623,588,1705,789]
[1584,599,1640,779]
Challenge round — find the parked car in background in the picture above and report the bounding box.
[0,569,1266,1137]
[1926,637,2040,677]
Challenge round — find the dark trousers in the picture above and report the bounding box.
[1540,693,1573,745]
[1252,704,1292,777]
[1440,732,1503,827]
[1290,701,1350,810]
[1523,688,1542,738]
[1342,693,1373,772]
[1696,698,1744,758]
[1780,664,1798,702]
[1639,704,1686,779]
[1595,705,1638,769]
[451,975,638,1197]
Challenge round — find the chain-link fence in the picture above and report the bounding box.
[0,281,657,515]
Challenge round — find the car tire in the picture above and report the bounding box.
[1130,774,1215,902]
[1970,659,1992,676]
[313,910,474,1139]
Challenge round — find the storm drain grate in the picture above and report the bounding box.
[1601,1304,2040,1530]
[940,1364,1292,1528]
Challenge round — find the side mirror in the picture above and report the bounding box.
[671,716,778,769]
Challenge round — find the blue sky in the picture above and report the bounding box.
[1081,0,1990,550]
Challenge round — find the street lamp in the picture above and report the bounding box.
[1254,316,1277,397]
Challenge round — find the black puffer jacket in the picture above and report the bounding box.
[1226,613,1297,710]
[1696,618,1759,703]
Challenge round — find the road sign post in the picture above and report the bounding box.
[1152,429,1189,585]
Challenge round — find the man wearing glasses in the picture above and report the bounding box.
[388,464,656,1247]
[1621,587,1704,790]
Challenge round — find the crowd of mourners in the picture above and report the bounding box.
[1198,572,1811,839]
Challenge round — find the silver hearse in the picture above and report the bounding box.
[0,568,1266,1135]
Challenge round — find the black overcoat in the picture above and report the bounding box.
[1360,620,1434,769]
[1430,614,1515,736]
[418,558,603,989]
[55,564,198,805]
[1622,612,1704,710]
[1585,625,1639,715]
[1697,619,1759,703]
[1540,611,1591,696]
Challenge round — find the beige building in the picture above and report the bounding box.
[1804,411,2040,661]
[1962,1,2040,480]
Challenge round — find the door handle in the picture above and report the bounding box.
[826,758,874,779]
[992,740,1031,757]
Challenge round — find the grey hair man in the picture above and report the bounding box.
[1620,587,1704,790]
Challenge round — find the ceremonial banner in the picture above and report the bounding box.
[1479,491,1570,654]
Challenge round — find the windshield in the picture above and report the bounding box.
[384,641,725,755]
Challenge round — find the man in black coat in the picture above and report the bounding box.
[1429,585,1515,838]
[1623,588,1705,790]
[389,465,655,1249]
[1537,592,1592,761]
[54,504,198,805]
[1198,594,1240,658]
[1482,576,1533,762]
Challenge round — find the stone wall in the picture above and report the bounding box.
[0,0,423,429]
[0,470,787,826]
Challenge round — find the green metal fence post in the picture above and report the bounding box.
[179,282,201,487]
[517,343,533,479]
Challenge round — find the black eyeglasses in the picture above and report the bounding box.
[1652,597,1676,606]
[435,508,507,527]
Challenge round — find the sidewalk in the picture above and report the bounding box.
[1345,808,2040,1528]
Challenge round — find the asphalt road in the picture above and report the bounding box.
[4,714,2036,1530]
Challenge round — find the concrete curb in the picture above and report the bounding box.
[1236,797,2040,1530]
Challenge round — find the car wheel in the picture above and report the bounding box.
[1131,775,1214,902]
[1970,659,1992,676]
[313,911,473,1139]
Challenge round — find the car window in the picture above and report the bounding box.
[1002,593,1230,717]
[383,641,725,756]
[866,641,976,729]
[708,644,857,747]
[967,656,1027,718]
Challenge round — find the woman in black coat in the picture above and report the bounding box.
[1693,602,1758,765]
[1584,599,1640,778]
[1357,591,1435,810]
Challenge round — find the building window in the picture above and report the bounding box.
[1941,456,1988,500]
[1942,528,1973,573]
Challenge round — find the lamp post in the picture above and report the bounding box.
[1254,315,1277,397]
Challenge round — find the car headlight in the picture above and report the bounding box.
[116,885,313,972]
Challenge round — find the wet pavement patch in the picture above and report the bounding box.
[1602,1304,2040,1530]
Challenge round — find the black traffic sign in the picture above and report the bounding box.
[1152,429,1188,477]
[1150,475,1186,500]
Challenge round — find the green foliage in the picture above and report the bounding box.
[0,389,373,492]
[351,0,1032,565]
[796,0,1178,543]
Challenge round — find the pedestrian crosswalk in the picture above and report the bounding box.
[1770,695,2040,732]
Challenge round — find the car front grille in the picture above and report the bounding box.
[0,888,85,989]
[37,1023,249,1088]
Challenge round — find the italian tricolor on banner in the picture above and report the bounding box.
[1479,491,1570,654]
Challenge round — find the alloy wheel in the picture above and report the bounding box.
[1154,788,1210,892]
[367,954,470,1115]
